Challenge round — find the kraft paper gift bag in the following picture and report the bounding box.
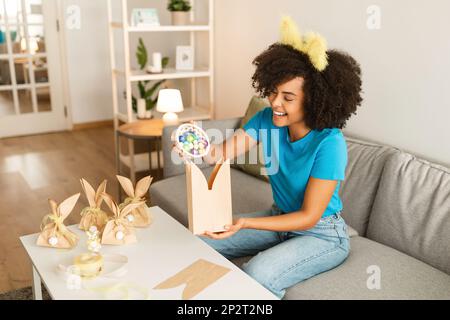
[185,159,233,235]
[101,192,143,245]
[37,193,81,249]
[79,179,109,232]
[117,175,153,227]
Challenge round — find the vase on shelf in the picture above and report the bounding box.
[136,99,153,120]
[171,11,190,26]
[145,110,153,119]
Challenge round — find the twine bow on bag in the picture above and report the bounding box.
[101,192,144,245]
[79,179,109,231]
[117,175,153,228]
[37,193,81,249]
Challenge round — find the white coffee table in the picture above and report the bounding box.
[20,206,278,300]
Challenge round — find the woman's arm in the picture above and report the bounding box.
[203,128,258,165]
[204,177,338,239]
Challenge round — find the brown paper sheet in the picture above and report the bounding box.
[153,259,231,300]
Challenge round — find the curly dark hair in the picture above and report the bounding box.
[251,43,363,130]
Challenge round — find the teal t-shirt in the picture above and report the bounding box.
[243,107,348,217]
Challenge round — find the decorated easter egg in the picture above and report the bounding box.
[175,123,211,159]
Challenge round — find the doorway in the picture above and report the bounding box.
[0,0,68,138]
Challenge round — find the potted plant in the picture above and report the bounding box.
[132,38,169,119]
[167,0,191,26]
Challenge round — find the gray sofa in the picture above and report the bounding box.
[150,117,450,299]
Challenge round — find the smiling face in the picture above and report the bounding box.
[268,77,306,128]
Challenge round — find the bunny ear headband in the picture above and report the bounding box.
[279,16,328,72]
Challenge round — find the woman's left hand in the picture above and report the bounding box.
[203,218,246,240]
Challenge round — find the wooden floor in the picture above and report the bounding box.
[0,126,122,294]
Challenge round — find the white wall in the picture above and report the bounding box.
[61,0,204,124]
[214,0,450,167]
[60,0,450,166]
[62,0,113,124]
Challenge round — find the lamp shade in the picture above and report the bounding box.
[156,89,184,113]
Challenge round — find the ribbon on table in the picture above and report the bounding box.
[56,253,149,299]
[85,282,150,300]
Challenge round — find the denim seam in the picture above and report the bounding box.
[333,225,342,245]
[270,244,346,290]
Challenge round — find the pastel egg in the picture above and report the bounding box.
[186,135,194,143]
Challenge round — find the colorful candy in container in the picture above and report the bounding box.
[175,123,210,159]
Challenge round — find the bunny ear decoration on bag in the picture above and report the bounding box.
[58,193,80,219]
[117,175,153,199]
[116,175,135,198]
[116,175,154,228]
[135,176,153,199]
[80,178,96,207]
[37,193,81,249]
[95,180,107,208]
[101,192,121,218]
[80,179,107,208]
[79,179,109,232]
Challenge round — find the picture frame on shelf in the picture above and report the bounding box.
[176,46,194,71]
[130,8,160,27]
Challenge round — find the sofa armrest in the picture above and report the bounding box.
[161,117,243,178]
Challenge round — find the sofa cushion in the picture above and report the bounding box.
[150,167,274,226]
[232,96,269,182]
[232,236,450,299]
[339,137,398,236]
[366,152,450,275]
[346,225,358,237]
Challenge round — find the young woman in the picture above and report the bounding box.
[177,18,363,299]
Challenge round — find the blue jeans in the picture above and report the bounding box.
[199,204,350,299]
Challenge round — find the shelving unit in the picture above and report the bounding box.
[106,0,214,182]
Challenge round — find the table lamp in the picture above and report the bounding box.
[156,89,184,125]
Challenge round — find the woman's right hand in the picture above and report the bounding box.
[171,131,190,162]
